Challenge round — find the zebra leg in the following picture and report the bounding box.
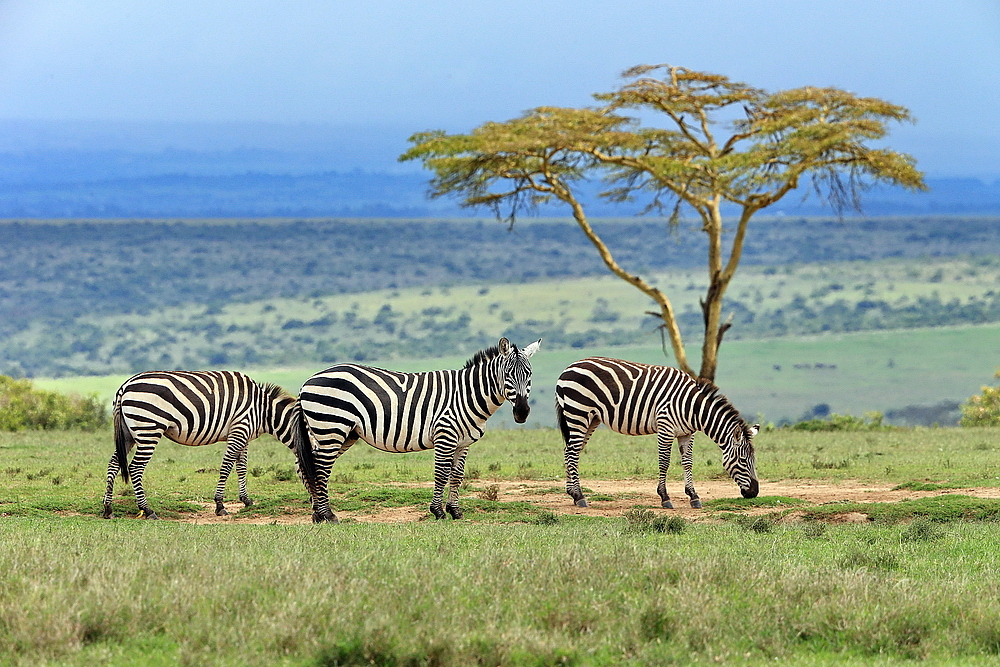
[445,445,471,520]
[562,417,599,508]
[102,450,123,519]
[127,439,160,519]
[678,433,702,509]
[655,431,675,509]
[237,448,253,507]
[430,433,459,520]
[215,427,251,516]
[309,432,355,524]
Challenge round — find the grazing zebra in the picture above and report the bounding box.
[296,337,541,522]
[555,357,759,509]
[103,370,303,519]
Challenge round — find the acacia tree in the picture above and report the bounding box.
[401,65,926,380]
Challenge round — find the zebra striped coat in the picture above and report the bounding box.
[555,357,758,509]
[296,337,540,522]
[103,370,302,519]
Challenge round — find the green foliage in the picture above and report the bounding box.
[403,64,926,380]
[622,508,686,534]
[961,370,1000,426]
[789,411,893,431]
[802,495,1000,524]
[0,375,107,431]
[4,519,1000,664]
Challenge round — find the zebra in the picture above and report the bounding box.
[554,357,759,509]
[103,370,304,519]
[295,337,541,523]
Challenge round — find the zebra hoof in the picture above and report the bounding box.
[102,505,113,519]
[446,506,464,520]
[430,506,447,520]
[661,500,674,509]
[144,511,160,520]
[241,497,254,508]
[690,498,703,509]
[216,506,229,516]
[312,512,338,524]
[575,498,589,508]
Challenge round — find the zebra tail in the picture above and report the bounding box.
[113,405,133,485]
[292,404,318,497]
[555,400,573,448]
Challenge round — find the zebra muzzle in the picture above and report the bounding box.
[512,397,530,423]
[741,478,760,498]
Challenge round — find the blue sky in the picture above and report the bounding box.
[0,0,997,177]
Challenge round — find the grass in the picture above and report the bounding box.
[4,519,1000,665]
[34,321,1000,429]
[4,426,1000,521]
[5,427,1000,663]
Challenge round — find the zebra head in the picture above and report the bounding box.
[721,422,760,498]
[498,337,541,423]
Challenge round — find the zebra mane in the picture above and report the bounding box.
[463,343,504,369]
[694,377,754,439]
[260,382,294,401]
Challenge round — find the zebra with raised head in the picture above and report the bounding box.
[555,357,759,509]
[295,337,540,522]
[103,370,304,519]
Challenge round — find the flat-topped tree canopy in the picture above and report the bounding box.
[402,64,926,381]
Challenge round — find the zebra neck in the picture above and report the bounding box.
[459,358,506,413]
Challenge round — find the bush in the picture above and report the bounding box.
[961,370,1000,426]
[789,411,893,431]
[0,376,107,431]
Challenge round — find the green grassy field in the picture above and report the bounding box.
[13,253,1000,378]
[35,321,1000,427]
[3,425,1000,665]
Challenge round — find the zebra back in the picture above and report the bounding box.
[115,371,286,447]
[556,357,753,443]
[298,337,540,452]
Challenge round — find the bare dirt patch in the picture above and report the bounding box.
[174,479,1000,525]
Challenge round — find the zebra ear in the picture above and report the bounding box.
[750,423,760,437]
[521,339,541,359]
[498,337,512,355]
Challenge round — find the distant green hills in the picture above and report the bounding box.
[5,216,1000,425]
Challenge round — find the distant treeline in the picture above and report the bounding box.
[2,216,1000,335]
[1,217,1000,377]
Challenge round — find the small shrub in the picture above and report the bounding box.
[837,549,900,572]
[652,515,686,534]
[623,507,657,532]
[487,462,501,472]
[0,375,108,431]
[736,515,775,533]
[478,484,500,501]
[639,606,677,641]
[273,467,295,482]
[250,466,264,478]
[961,370,1000,426]
[790,411,892,432]
[533,510,559,525]
[623,508,684,534]
[801,521,827,539]
[901,518,944,542]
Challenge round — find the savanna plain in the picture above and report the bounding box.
[3,423,1000,666]
[4,216,1000,666]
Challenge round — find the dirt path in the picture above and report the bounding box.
[182,479,1000,525]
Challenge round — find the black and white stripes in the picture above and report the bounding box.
[102,370,301,519]
[295,337,540,522]
[555,357,758,509]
